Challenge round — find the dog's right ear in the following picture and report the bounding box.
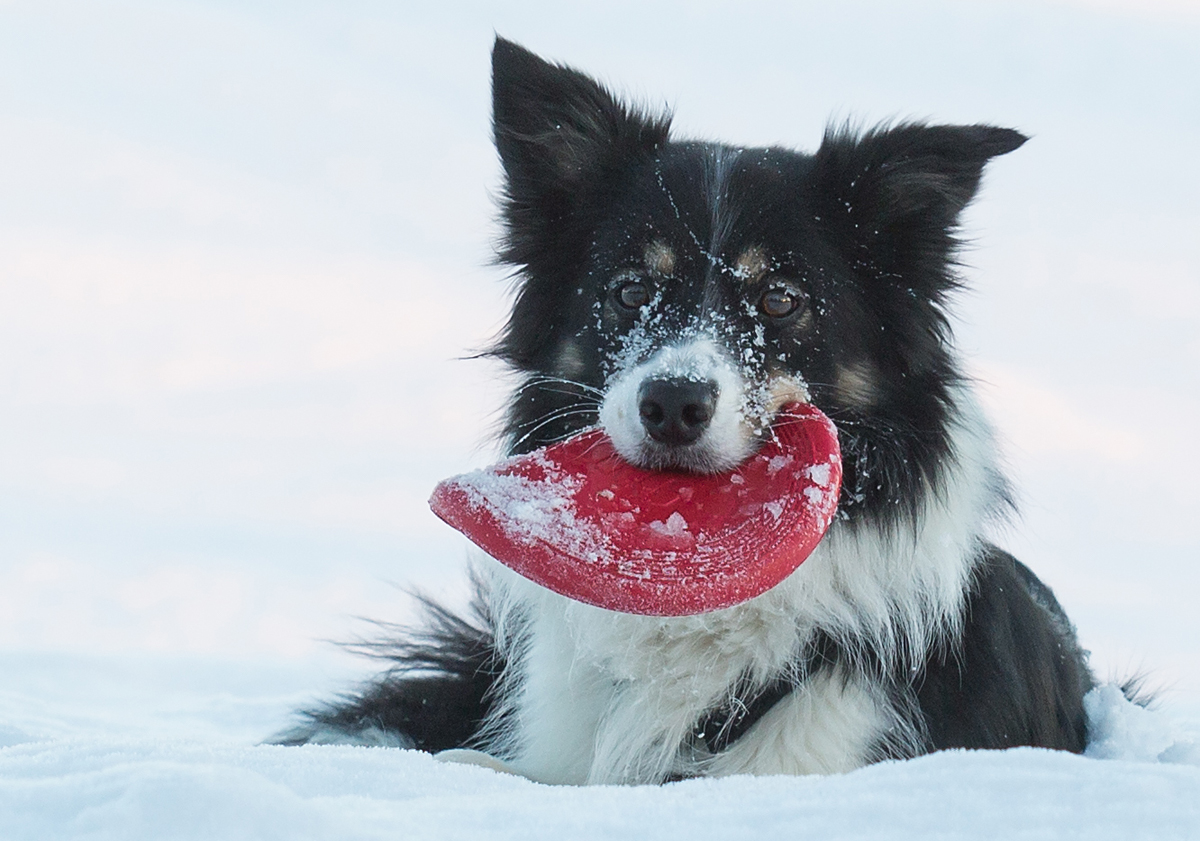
[492,38,670,263]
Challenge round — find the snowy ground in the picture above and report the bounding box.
[4,742,1200,841]
[2,0,1199,838]
[0,653,1198,840]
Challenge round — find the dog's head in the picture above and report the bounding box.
[488,38,1023,519]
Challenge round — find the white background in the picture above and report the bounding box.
[1,0,1197,715]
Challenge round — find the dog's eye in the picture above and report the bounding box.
[615,280,652,310]
[759,286,803,318]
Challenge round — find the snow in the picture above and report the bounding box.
[0,660,1198,840]
[766,455,794,475]
[807,462,833,488]
[2,742,1198,841]
[1086,684,1200,765]
[459,453,590,548]
[649,511,691,537]
[0,651,1197,840]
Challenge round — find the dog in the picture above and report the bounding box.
[276,37,1095,785]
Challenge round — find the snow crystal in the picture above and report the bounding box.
[766,454,793,475]
[763,501,784,520]
[806,462,832,488]
[648,511,690,537]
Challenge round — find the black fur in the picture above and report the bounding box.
[279,38,1102,774]
[276,586,505,751]
[917,545,1093,752]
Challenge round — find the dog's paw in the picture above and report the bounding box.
[433,749,528,778]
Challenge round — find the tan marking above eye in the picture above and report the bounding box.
[836,361,879,409]
[643,240,676,276]
[732,246,769,282]
[555,339,586,377]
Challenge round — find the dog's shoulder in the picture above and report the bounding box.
[916,544,1093,752]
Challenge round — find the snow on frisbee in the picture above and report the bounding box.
[429,403,841,616]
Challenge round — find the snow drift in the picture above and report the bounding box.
[0,661,1196,841]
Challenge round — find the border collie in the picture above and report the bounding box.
[277,37,1094,785]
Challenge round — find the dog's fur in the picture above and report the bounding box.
[276,38,1095,784]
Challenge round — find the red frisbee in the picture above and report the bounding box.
[429,403,841,616]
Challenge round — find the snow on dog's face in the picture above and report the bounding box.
[488,38,1025,519]
[591,236,815,474]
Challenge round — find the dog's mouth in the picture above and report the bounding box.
[598,340,812,475]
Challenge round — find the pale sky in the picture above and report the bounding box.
[1,0,1197,705]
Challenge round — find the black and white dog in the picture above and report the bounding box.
[279,38,1095,784]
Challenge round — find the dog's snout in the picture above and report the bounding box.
[637,378,718,446]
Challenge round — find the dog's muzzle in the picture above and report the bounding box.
[599,338,760,473]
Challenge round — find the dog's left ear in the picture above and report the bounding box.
[811,123,1027,291]
[492,38,670,266]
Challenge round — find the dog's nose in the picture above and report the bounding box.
[637,378,718,446]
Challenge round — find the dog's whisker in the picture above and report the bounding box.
[512,409,597,438]
[509,407,600,450]
[532,387,602,405]
[519,375,606,399]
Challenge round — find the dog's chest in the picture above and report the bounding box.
[502,582,890,784]
[700,664,889,777]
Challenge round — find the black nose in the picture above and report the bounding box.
[637,378,718,446]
